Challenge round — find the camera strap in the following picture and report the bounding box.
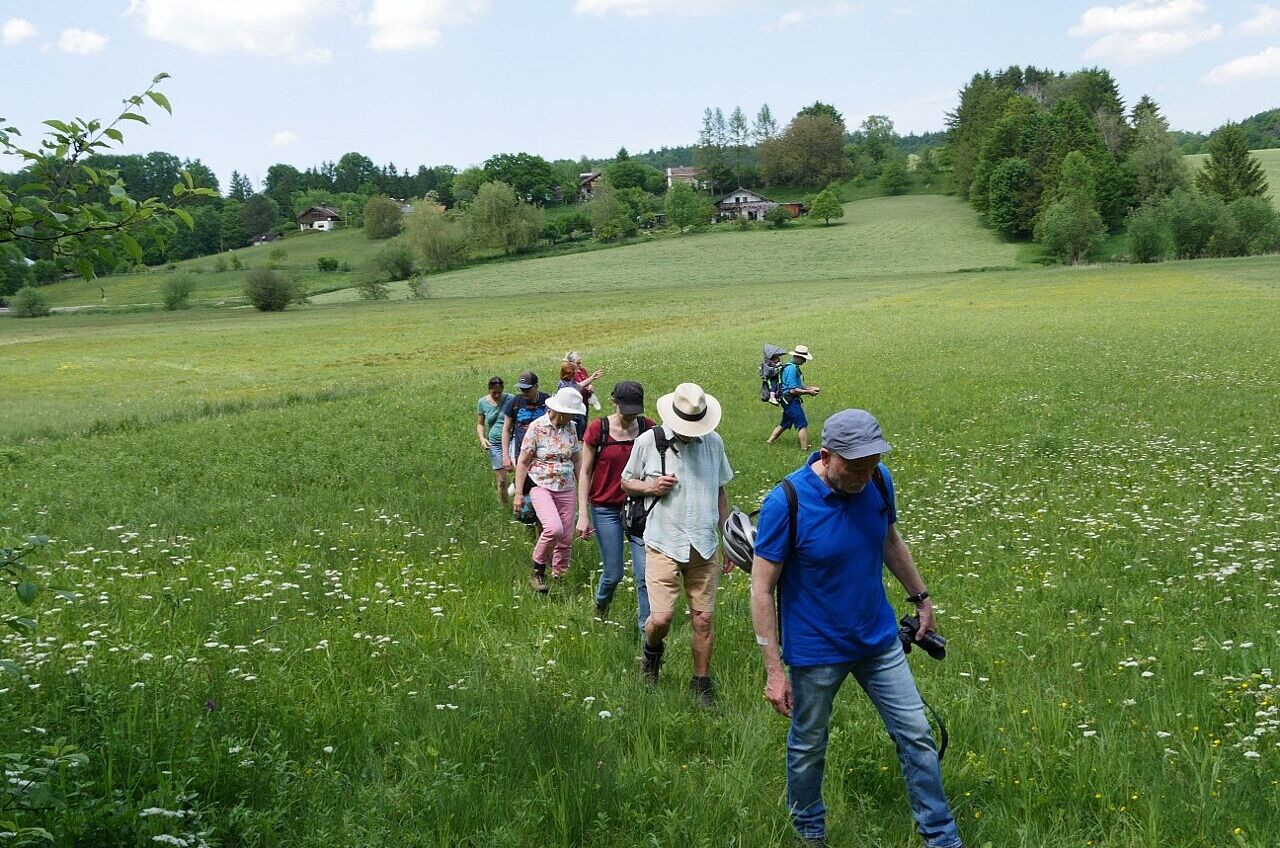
[920,693,949,761]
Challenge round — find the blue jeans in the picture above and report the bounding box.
[787,643,961,847]
[589,504,648,634]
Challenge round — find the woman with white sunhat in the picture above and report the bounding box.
[514,386,588,593]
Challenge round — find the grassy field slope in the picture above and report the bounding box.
[1185,147,1280,202]
[314,195,1021,303]
[35,226,384,308]
[1,252,1278,846]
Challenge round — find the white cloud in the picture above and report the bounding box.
[271,130,299,147]
[769,10,806,29]
[1204,46,1280,82]
[763,2,857,31]
[1069,0,1206,35]
[365,0,489,51]
[2,18,37,46]
[127,0,340,64]
[1083,24,1221,63]
[57,28,108,55]
[573,0,727,16]
[1238,4,1280,35]
[1069,0,1220,64]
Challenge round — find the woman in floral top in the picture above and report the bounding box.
[514,386,587,593]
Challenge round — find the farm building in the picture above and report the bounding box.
[715,188,778,221]
[780,201,808,217]
[297,206,344,232]
[665,166,702,189]
[579,171,603,200]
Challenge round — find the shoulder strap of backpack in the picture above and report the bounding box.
[595,415,610,450]
[653,426,670,476]
[640,428,672,519]
[872,466,897,523]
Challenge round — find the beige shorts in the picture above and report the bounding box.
[645,546,720,614]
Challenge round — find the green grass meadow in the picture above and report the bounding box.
[2,196,1279,847]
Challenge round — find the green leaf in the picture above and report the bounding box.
[103,128,124,143]
[15,583,36,606]
[52,589,81,603]
[182,170,195,190]
[108,184,127,198]
[145,90,173,115]
[42,119,72,133]
[76,257,94,281]
[174,208,194,230]
[5,617,35,634]
[152,72,171,84]
[0,659,21,676]
[119,113,149,124]
[118,231,143,265]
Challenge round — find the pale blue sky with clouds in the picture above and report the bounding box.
[3,1,1278,188]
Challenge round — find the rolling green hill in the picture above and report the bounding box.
[34,195,1021,309]
[314,195,1021,303]
[35,226,384,308]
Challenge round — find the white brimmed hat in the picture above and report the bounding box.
[656,382,721,437]
[546,386,587,416]
[790,344,813,361]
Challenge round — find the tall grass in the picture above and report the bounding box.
[1,253,1277,846]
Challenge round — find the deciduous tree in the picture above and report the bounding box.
[809,187,844,224]
[363,194,404,239]
[1038,151,1106,263]
[664,182,710,233]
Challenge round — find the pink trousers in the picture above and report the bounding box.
[530,486,575,577]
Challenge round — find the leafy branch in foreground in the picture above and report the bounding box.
[1,536,49,641]
[0,73,217,279]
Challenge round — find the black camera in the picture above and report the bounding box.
[899,615,947,661]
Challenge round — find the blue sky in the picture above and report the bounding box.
[3,1,1278,189]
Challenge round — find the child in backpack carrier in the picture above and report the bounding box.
[760,344,785,406]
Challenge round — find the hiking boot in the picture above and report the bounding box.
[640,641,665,685]
[689,675,715,707]
[529,568,548,594]
[793,837,825,848]
[594,600,610,619]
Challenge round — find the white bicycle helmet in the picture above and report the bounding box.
[722,508,757,573]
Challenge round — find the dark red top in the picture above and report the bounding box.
[583,416,655,507]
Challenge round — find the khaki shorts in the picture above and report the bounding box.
[645,546,720,614]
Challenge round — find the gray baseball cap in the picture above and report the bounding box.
[822,409,893,460]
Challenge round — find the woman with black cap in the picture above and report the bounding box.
[576,381,655,634]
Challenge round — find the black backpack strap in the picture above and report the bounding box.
[595,415,610,450]
[641,428,672,519]
[872,466,896,523]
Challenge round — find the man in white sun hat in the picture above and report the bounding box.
[767,344,821,452]
[621,382,733,706]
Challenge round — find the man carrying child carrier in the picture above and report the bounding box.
[767,345,820,452]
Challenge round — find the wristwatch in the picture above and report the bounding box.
[906,591,930,605]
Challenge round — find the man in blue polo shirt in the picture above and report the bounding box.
[750,409,962,848]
